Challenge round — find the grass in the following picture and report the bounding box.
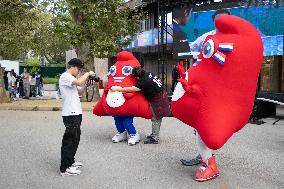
[43,77,59,84]
[31,106,39,111]
[52,107,60,111]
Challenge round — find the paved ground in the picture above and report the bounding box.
[0,99,94,111]
[0,110,283,189]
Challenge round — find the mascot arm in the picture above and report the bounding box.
[123,92,136,99]
[93,98,106,116]
[177,78,191,92]
[177,78,201,95]
[176,65,186,79]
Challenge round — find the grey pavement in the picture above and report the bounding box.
[0,110,283,189]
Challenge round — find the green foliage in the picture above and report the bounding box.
[32,8,71,64]
[0,0,141,66]
[52,107,60,111]
[0,0,38,59]
[57,0,141,58]
[27,57,40,74]
[42,77,59,84]
[32,106,39,111]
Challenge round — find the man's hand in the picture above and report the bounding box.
[88,71,96,77]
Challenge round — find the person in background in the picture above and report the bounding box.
[10,69,17,78]
[111,66,171,144]
[3,70,8,91]
[35,72,43,97]
[29,74,36,97]
[16,75,24,98]
[21,68,30,99]
[172,60,185,93]
[171,64,179,93]
[7,71,17,98]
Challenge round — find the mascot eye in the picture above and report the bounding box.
[122,66,133,76]
[202,39,215,58]
[109,66,116,76]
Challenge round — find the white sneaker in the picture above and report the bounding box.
[60,166,81,176]
[72,161,83,168]
[128,133,140,146]
[112,131,127,143]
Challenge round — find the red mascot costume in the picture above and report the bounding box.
[171,15,263,181]
[93,51,152,145]
[93,51,152,119]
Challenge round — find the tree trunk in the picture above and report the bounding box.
[76,45,100,102]
[0,67,11,103]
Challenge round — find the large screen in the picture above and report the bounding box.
[173,4,284,59]
[124,26,173,49]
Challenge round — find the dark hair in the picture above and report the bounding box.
[68,58,84,68]
[132,66,145,78]
[212,9,230,20]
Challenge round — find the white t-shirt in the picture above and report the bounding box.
[7,74,16,87]
[59,72,82,116]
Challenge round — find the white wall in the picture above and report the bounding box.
[65,49,77,66]
[0,60,19,74]
[94,57,108,82]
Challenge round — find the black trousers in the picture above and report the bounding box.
[171,80,178,92]
[60,114,82,172]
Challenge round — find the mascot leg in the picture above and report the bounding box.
[112,116,127,143]
[196,133,213,160]
[122,116,140,146]
[122,116,136,135]
[195,133,219,182]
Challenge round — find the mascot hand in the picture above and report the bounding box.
[178,78,191,92]
[176,65,186,79]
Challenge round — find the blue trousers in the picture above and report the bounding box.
[113,116,136,135]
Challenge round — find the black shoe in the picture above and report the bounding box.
[146,135,153,139]
[144,136,159,144]
[180,155,202,166]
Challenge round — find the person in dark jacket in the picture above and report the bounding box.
[111,66,171,144]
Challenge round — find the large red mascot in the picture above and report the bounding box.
[93,51,152,145]
[93,51,152,118]
[171,15,263,181]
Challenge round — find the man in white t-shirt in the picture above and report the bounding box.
[59,58,96,176]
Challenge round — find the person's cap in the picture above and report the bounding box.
[68,58,84,68]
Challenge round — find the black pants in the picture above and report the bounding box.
[60,114,82,172]
[171,80,178,92]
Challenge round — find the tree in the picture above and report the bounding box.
[0,0,38,60]
[32,9,71,64]
[54,0,141,70]
[27,57,40,74]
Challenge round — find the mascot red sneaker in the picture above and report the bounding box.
[93,51,152,119]
[171,15,263,181]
